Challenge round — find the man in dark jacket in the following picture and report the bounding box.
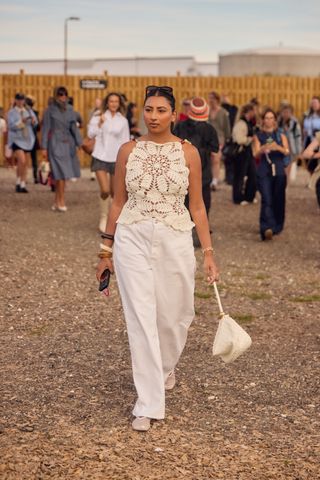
[174,97,219,217]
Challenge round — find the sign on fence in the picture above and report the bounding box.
[80,79,107,90]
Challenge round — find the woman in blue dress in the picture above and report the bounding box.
[41,86,82,212]
[252,108,290,241]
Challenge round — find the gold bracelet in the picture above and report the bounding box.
[98,251,113,259]
[99,243,113,253]
[202,247,214,254]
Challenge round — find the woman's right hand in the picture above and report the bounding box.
[96,258,114,282]
[98,114,105,128]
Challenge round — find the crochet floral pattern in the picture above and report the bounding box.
[117,141,194,231]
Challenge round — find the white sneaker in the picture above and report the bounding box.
[240,200,249,206]
[210,179,218,191]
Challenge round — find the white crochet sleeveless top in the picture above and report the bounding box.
[117,140,194,231]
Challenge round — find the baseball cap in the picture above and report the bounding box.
[15,93,25,100]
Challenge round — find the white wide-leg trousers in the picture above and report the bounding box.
[113,220,195,419]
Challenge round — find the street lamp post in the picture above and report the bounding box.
[64,16,80,76]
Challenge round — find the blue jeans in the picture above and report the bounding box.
[257,174,287,239]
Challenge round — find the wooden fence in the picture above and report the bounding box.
[1,72,320,166]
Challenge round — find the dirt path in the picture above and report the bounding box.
[0,167,319,480]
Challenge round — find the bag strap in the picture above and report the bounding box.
[213,282,225,317]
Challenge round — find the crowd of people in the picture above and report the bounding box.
[174,92,320,240]
[1,88,319,232]
[1,84,319,432]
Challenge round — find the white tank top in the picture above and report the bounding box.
[117,140,194,231]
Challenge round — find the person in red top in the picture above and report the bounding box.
[177,98,191,123]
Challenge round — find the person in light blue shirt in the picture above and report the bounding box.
[7,93,38,193]
[302,96,320,149]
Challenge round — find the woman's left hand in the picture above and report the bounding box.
[203,254,219,285]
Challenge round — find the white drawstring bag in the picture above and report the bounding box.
[38,161,50,185]
[212,282,252,363]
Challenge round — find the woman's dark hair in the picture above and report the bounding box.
[144,86,175,111]
[250,97,260,106]
[261,107,277,121]
[209,91,220,103]
[53,86,68,110]
[126,102,137,125]
[240,103,254,118]
[126,102,136,118]
[102,92,125,114]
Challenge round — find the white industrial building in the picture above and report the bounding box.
[1,46,319,77]
[0,56,218,76]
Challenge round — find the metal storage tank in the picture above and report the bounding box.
[219,46,320,77]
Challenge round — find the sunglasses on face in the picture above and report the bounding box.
[145,85,173,96]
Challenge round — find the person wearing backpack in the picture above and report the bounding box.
[252,108,290,241]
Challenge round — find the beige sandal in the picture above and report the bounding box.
[132,416,151,431]
[165,371,176,390]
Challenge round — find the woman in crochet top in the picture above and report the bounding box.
[96,85,219,431]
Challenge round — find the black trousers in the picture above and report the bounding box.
[224,155,234,185]
[232,151,257,204]
[316,178,320,207]
[185,183,211,217]
[257,174,287,239]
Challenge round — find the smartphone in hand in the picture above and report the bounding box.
[99,268,111,293]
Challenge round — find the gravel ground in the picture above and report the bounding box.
[0,166,319,480]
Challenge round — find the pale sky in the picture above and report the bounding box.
[0,0,319,61]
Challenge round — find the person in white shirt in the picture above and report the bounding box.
[88,93,130,232]
[0,108,6,136]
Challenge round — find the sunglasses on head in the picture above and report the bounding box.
[145,85,173,96]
